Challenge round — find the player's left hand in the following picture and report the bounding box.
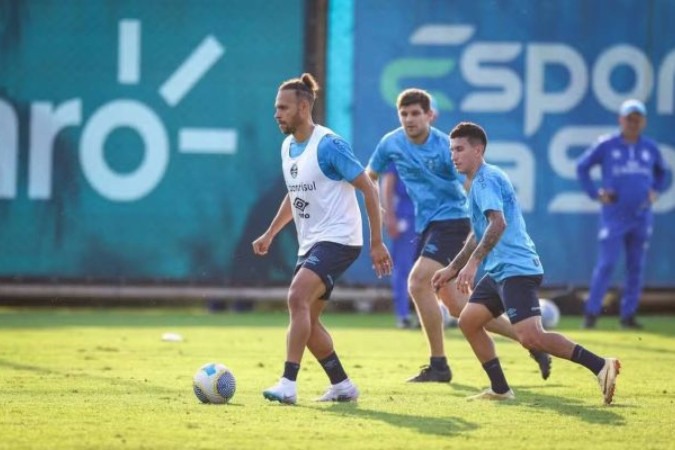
[432,266,457,292]
[370,242,393,278]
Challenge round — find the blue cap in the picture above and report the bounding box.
[619,99,646,117]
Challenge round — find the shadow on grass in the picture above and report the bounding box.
[514,385,627,425]
[449,381,626,426]
[302,402,477,438]
[0,358,178,395]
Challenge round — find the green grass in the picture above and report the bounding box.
[1,308,673,449]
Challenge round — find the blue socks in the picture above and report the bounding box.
[319,352,348,384]
[430,356,449,371]
[283,361,300,381]
[571,345,605,375]
[482,358,510,394]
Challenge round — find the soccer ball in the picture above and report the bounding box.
[193,362,236,404]
[539,299,560,329]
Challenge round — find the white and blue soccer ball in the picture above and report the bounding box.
[539,298,561,329]
[193,362,236,404]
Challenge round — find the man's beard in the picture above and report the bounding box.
[281,118,298,135]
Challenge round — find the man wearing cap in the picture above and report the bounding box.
[576,99,670,329]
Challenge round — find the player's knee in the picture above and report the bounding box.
[595,260,616,276]
[515,328,543,351]
[457,312,479,336]
[286,291,310,313]
[408,273,430,301]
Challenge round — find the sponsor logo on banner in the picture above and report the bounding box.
[379,23,675,214]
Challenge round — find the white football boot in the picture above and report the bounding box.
[597,358,621,405]
[315,379,360,402]
[263,377,297,405]
[466,388,516,401]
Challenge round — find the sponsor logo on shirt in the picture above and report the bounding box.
[293,197,310,219]
[287,181,317,192]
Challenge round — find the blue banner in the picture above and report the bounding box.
[341,0,674,286]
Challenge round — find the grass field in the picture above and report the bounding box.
[1,308,673,450]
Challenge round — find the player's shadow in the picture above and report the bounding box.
[302,403,477,438]
[437,381,625,426]
[497,384,627,426]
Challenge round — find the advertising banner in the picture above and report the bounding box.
[0,1,303,284]
[345,0,674,286]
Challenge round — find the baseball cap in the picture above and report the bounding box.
[619,99,647,117]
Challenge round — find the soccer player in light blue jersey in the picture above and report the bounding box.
[381,98,440,329]
[577,99,670,330]
[432,122,620,404]
[368,89,550,383]
[253,73,392,404]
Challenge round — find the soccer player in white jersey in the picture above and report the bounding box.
[432,122,620,404]
[367,88,551,383]
[253,73,392,404]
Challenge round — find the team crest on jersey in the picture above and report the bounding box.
[611,149,622,159]
[290,163,298,178]
[425,155,440,171]
[641,150,650,161]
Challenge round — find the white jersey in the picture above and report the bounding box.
[281,125,363,255]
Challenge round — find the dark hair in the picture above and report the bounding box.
[449,122,488,150]
[396,88,431,112]
[279,73,319,105]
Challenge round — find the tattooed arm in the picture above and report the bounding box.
[448,233,478,274]
[454,210,506,294]
[471,210,506,263]
[432,233,478,291]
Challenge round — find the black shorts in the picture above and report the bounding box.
[416,218,471,265]
[294,241,362,300]
[469,274,543,324]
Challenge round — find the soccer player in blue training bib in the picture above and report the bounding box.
[367,88,551,383]
[577,99,670,330]
[433,122,620,405]
[253,73,392,405]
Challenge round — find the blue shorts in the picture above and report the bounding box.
[416,219,471,265]
[469,274,543,324]
[295,241,362,300]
